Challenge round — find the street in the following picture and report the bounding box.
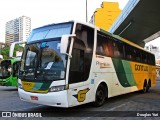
[0,80,160,119]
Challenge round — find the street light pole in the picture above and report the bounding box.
[86,0,88,22]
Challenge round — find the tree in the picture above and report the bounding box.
[1,44,24,59]
[13,44,24,57]
[1,46,9,59]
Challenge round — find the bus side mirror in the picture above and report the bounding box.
[60,34,76,56]
[9,41,26,58]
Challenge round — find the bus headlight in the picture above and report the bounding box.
[49,85,68,92]
[18,83,23,89]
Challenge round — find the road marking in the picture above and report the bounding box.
[81,102,130,120]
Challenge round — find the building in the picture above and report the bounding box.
[90,2,121,31]
[145,45,160,59]
[5,16,31,44]
[145,44,160,78]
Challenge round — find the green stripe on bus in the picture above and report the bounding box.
[122,60,137,86]
[40,82,52,90]
[32,82,51,91]
[112,58,137,87]
[32,82,43,90]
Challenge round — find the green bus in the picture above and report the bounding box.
[0,41,25,87]
[0,58,21,87]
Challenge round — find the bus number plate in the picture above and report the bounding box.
[31,96,38,100]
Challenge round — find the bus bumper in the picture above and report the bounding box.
[18,88,69,108]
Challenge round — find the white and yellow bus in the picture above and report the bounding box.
[18,21,156,107]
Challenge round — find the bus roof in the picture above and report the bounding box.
[28,20,153,55]
[32,20,97,31]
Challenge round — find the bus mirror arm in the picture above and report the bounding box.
[63,53,72,59]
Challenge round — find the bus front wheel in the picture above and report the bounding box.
[93,84,106,107]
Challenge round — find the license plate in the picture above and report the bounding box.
[31,96,38,100]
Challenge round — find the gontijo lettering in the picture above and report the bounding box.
[135,64,148,71]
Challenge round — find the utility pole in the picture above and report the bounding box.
[86,0,88,22]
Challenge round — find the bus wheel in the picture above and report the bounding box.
[142,80,147,93]
[94,84,106,107]
[146,80,151,92]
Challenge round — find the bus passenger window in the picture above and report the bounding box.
[102,40,113,57]
[131,49,136,61]
[113,40,124,58]
[107,40,113,57]
[135,50,141,62]
[96,46,104,55]
[125,45,132,60]
[96,32,113,57]
[113,42,120,57]
[96,34,105,55]
[69,48,85,84]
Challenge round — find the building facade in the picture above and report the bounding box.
[145,44,160,77]
[145,44,160,59]
[90,2,121,31]
[5,16,31,44]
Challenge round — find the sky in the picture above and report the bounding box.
[0,0,128,43]
[0,0,159,46]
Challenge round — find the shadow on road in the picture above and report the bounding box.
[0,86,17,91]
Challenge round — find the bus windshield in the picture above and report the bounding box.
[19,40,67,81]
[0,60,11,79]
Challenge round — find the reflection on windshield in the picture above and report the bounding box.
[19,40,66,81]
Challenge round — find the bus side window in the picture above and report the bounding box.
[113,41,124,58]
[131,49,136,61]
[75,24,94,52]
[13,62,20,77]
[152,54,155,65]
[135,49,141,62]
[69,40,85,84]
[107,40,113,57]
[113,42,119,57]
[96,32,113,57]
[69,23,94,84]
[96,34,105,56]
[125,45,134,60]
[142,52,147,63]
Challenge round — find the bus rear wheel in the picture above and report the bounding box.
[142,80,147,93]
[146,80,151,92]
[94,84,106,107]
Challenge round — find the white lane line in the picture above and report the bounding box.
[81,102,131,120]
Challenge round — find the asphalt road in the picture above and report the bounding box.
[0,80,160,120]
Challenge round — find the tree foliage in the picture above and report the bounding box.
[1,44,24,59]
[1,47,9,59]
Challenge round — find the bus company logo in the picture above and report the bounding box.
[73,88,90,102]
[96,61,110,69]
[135,64,148,71]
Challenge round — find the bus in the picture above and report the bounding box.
[0,42,25,87]
[18,21,156,107]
